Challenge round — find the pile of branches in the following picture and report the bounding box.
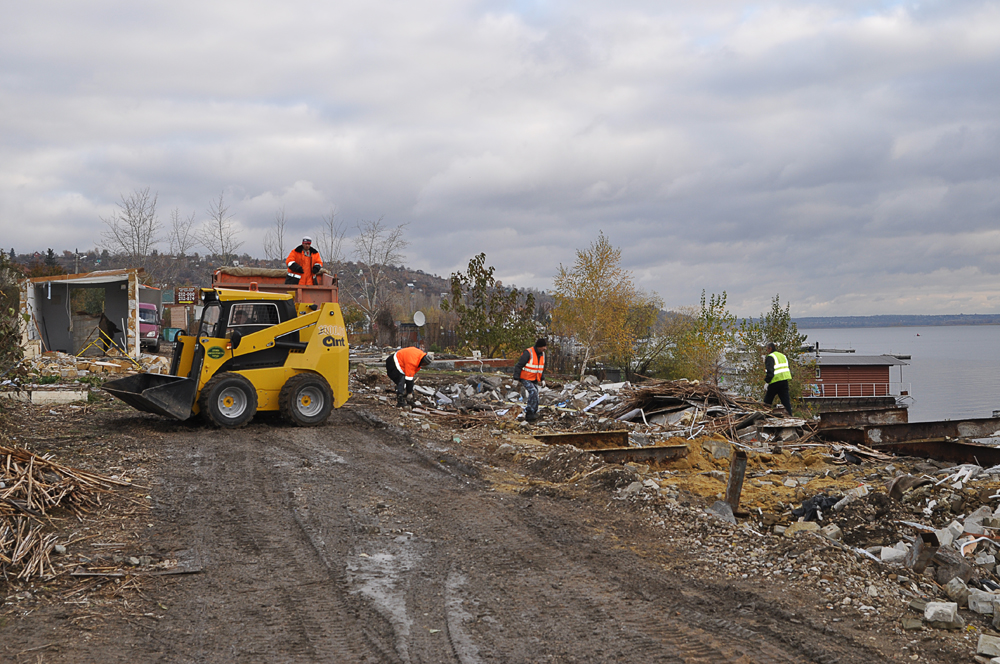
[1,445,129,580]
[609,379,757,418]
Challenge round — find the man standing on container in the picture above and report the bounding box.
[386,346,433,407]
[513,338,547,423]
[762,341,793,416]
[285,236,323,285]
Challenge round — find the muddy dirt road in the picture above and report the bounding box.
[2,401,927,663]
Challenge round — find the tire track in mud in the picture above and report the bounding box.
[272,412,863,664]
[149,409,882,663]
[152,426,386,663]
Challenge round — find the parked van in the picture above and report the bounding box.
[138,302,162,352]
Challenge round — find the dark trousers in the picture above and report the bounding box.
[521,379,539,420]
[385,356,410,396]
[763,380,793,416]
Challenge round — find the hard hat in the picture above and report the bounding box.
[302,236,312,244]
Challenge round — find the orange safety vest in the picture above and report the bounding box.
[519,347,545,381]
[393,347,427,379]
[286,246,323,286]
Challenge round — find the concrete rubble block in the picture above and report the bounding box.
[968,505,993,524]
[901,617,923,630]
[935,528,955,548]
[992,603,1000,630]
[881,546,907,564]
[642,479,659,489]
[783,522,820,538]
[979,634,1000,658]
[925,601,959,623]
[977,554,997,566]
[934,546,975,585]
[820,524,843,541]
[621,481,644,497]
[944,577,970,607]
[700,439,731,460]
[707,501,737,525]
[947,520,964,540]
[968,588,997,615]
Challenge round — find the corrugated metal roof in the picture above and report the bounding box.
[815,354,909,366]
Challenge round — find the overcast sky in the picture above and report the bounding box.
[2,0,999,316]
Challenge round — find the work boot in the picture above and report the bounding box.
[396,395,406,407]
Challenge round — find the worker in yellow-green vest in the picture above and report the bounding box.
[762,341,793,416]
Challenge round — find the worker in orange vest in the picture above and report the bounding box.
[285,236,323,286]
[513,338,547,422]
[386,346,434,406]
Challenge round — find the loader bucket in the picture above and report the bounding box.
[104,373,198,420]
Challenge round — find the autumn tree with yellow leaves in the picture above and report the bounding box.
[552,233,662,380]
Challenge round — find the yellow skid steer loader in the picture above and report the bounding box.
[104,287,350,427]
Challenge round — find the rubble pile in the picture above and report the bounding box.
[1,445,130,580]
[6,351,171,390]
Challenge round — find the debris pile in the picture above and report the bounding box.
[26,350,170,379]
[1,445,130,580]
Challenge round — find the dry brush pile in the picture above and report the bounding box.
[1,445,129,581]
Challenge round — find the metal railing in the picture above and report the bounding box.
[808,382,910,398]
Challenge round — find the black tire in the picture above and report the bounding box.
[279,373,333,426]
[199,372,258,428]
[152,339,160,353]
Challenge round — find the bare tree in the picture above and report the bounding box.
[100,187,161,269]
[168,208,197,256]
[317,207,347,275]
[351,217,408,325]
[197,192,244,267]
[263,207,287,262]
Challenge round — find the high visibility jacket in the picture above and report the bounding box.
[393,346,427,380]
[518,347,545,382]
[286,246,323,286]
[768,351,791,383]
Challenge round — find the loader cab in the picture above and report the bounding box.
[197,290,296,340]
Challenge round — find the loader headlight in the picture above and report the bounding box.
[146,331,156,338]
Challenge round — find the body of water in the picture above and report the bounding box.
[798,326,1000,423]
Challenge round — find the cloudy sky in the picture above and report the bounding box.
[2,0,999,316]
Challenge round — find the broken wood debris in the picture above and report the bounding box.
[1,445,129,580]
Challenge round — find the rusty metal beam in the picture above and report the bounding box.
[820,416,1000,447]
[533,430,629,450]
[819,408,909,428]
[588,445,688,464]
[873,440,1000,466]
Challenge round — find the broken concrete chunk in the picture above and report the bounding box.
[700,439,731,460]
[881,547,907,564]
[924,602,959,623]
[944,577,970,607]
[708,500,737,525]
[969,589,997,615]
[935,528,955,548]
[979,635,1000,657]
[820,524,843,541]
[783,522,820,538]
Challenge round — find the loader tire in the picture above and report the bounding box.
[199,372,257,428]
[279,373,333,427]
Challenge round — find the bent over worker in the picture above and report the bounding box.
[285,236,323,286]
[386,346,433,407]
[513,338,547,423]
[762,341,793,416]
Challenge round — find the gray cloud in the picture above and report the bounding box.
[2,0,999,315]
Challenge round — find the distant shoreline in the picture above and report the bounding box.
[794,314,1000,329]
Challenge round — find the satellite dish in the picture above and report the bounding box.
[413,311,426,327]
